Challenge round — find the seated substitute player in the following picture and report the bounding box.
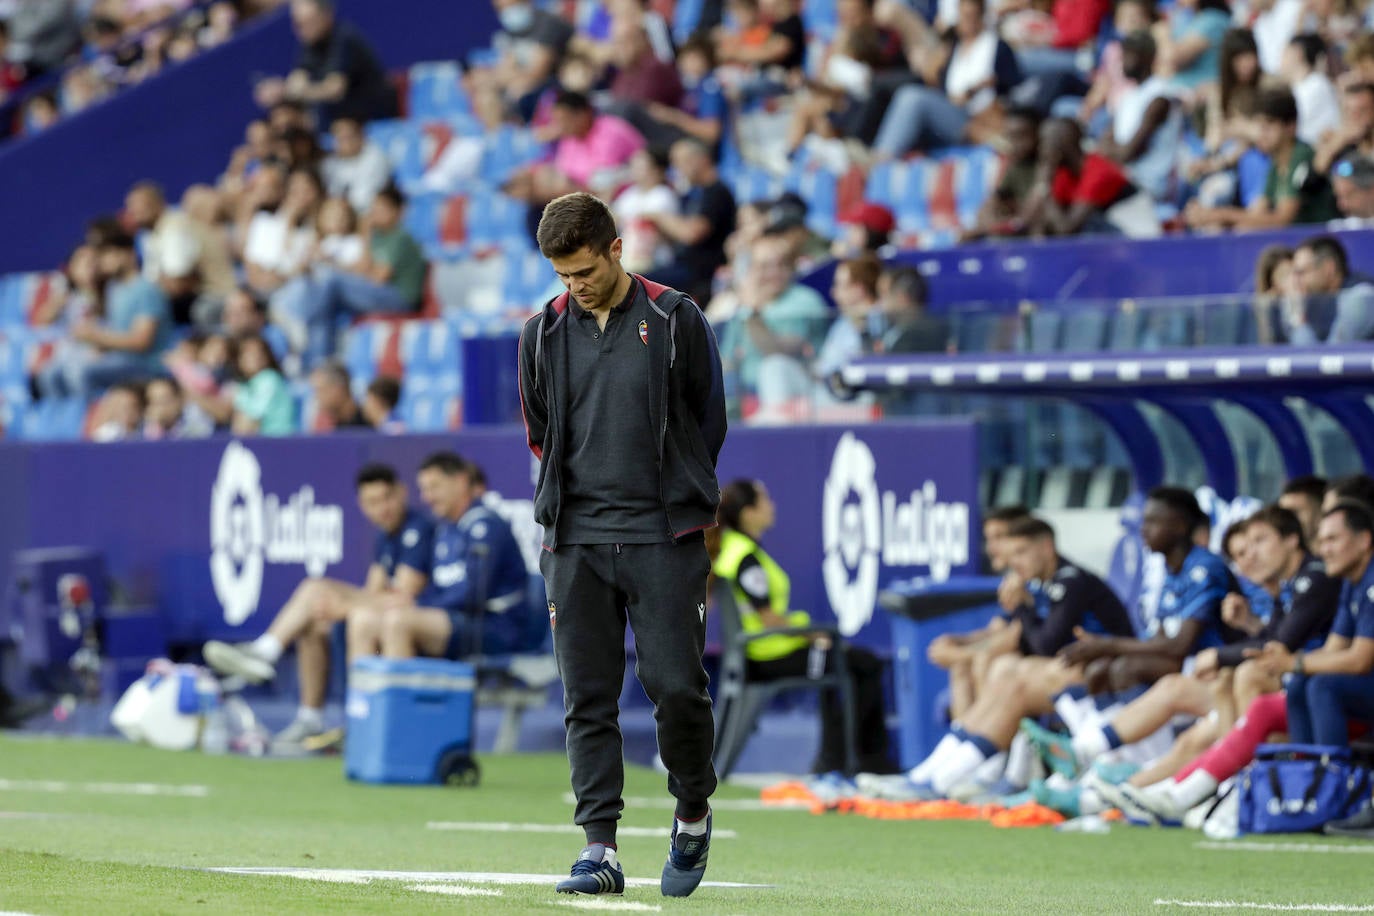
[204,463,434,752]
[925,505,1033,719]
[1279,475,1328,546]
[1062,506,1339,798]
[865,514,1134,800]
[347,451,535,660]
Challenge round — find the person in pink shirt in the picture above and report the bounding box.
[506,90,646,205]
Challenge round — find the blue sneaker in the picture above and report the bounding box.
[661,811,711,897]
[1031,778,1081,818]
[1091,758,1141,786]
[556,844,625,895]
[1019,719,1080,779]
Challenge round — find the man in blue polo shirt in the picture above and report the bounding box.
[347,452,534,660]
[205,463,433,752]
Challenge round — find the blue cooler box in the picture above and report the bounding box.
[345,657,478,785]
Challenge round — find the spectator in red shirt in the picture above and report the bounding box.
[1026,117,1162,237]
[608,18,682,108]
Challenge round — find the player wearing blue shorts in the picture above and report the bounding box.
[205,463,434,752]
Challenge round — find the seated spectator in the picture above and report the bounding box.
[714,0,806,80]
[362,376,404,432]
[6,0,81,77]
[37,221,173,398]
[1074,0,1153,134]
[641,137,735,305]
[164,332,237,427]
[637,35,726,151]
[143,376,213,439]
[1026,117,1162,238]
[1282,33,1340,145]
[204,462,435,752]
[1156,0,1232,96]
[612,148,679,275]
[277,125,325,172]
[1251,242,1295,343]
[831,201,896,260]
[962,105,1043,241]
[222,287,290,361]
[253,0,396,126]
[871,0,1021,159]
[1253,0,1303,75]
[710,478,896,775]
[571,0,675,69]
[716,232,831,417]
[309,359,369,431]
[504,90,645,207]
[705,200,770,323]
[125,180,236,326]
[608,18,681,109]
[313,197,365,271]
[1100,32,1184,202]
[89,382,146,443]
[876,265,951,354]
[1185,87,1338,231]
[1199,29,1264,159]
[1315,82,1374,176]
[760,192,830,272]
[239,163,318,298]
[474,0,575,122]
[813,254,884,399]
[231,333,296,436]
[321,116,391,213]
[1282,235,1374,344]
[1331,154,1374,220]
[219,119,277,207]
[32,243,101,328]
[348,452,536,661]
[1345,32,1374,87]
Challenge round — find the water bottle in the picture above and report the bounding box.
[199,682,229,755]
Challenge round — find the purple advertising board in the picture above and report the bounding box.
[0,421,978,653]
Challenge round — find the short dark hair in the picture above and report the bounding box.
[537,191,619,259]
[1282,475,1328,505]
[1328,474,1374,507]
[553,89,593,113]
[985,505,1032,525]
[1297,235,1349,279]
[679,34,717,69]
[718,479,762,532]
[1289,32,1326,69]
[840,254,883,299]
[885,265,928,308]
[1325,499,1374,538]
[366,376,401,411]
[1005,516,1055,541]
[1248,504,1307,552]
[311,358,352,391]
[468,463,488,490]
[374,182,405,209]
[1345,81,1374,101]
[109,380,147,410]
[1121,30,1157,68]
[1147,486,1206,529]
[355,462,399,488]
[1220,517,1250,561]
[88,216,136,250]
[145,376,182,398]
[1256,87,1299,125]
[234,332,283,379]
[419,450,470,477]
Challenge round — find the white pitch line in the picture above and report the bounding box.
[561,793,783,812]
[0,778,208,797]
[1155,900,1374,912]
[208,867,772,889]
[555,901,662,912]
[1196,841,1374,855]
[426,821,738,839]
[407,884,502,897]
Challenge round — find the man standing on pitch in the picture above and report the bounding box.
[518,191,727,897]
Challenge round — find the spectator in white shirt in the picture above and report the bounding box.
[242,166,321,298]
[1283,32,1340,145]
[612,148,679,274]
[125,180,236,325]
[322,116,391,213]
[314,196,365,269]
[1253,0,1304,74]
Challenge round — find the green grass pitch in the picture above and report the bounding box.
[0,735,1371,914]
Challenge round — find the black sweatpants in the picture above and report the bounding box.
[540,538,717,846]
[748,644,894,775]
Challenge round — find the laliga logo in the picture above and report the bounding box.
[822,433,971,635]
[210,442,345,625]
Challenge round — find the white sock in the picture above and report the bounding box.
[1053,692,1098,736]
[1171,770,1220,810]
[1005,732,1035,789]
[908,733,961,783]
[973,751,1008,784]
[251,634,283,662]
[594,845,619,867]
[1072,727,1111,766]
[675,815,709,837]
[930,741,991,794]
[1078,784,1106,816]
[295,706,322,729]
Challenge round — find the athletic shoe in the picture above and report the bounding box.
[661,811,710,898]
[807,772,858,806]
[1019,719,1080,779]
[1089,758,1140,787]
[556,844,625,895]
[203,641,276,683]
[270,716,327,756]
[1030,778,1081,819]
[1116,782,1182,827]
[1324,803,1374,839]
[857,774,939,801]
[1085,769,1132,814]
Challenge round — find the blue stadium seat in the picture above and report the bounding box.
[730,166,784,207]
[479,125,545,186]
[672,0,705,42]
[954,147,999,225]
[342,323,388,389]
[1107,307,1144,350]
[1199,300,1255,346]
[1024,310,1062,353]
[407,62,470,121]
[0,275,26,327]
[1142,304,1195,348]
[894,160,932,234]
[403,192,444,251]
[1059,309,1108,352]
[952,311,1001,353]
[802,0,839,38]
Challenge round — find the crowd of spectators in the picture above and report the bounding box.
[14,0,1374,438]
[3,0,286,136]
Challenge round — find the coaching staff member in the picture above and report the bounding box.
[518,192,727,898]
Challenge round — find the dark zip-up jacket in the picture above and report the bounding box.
[518,274,727,549]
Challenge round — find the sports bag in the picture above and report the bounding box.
[1238,744,1371,834]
